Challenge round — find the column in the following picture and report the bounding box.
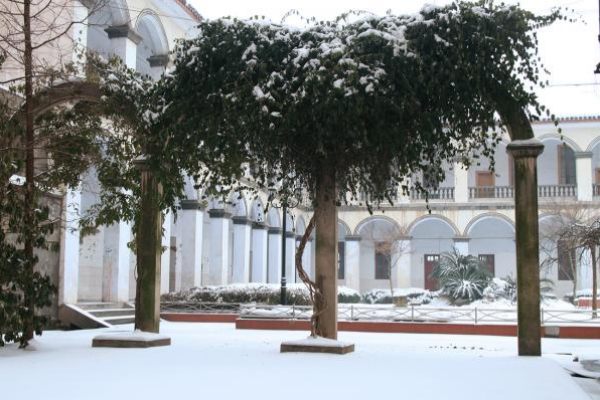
[160,211,171,294]
[453,238,469,255]
[267,227,282,283]
[59,187,81,304]
[206,209,231,285]
[147,54,169,80]
[344,235,361,291]
[72,0,88,74]
[507,139,544,356]
[232,216,252,283]
[397,177,411,204]
[454,163,469,202]
[103,219,132,303]
[285,231,296,284]
[393,239,411,288]
[105,25,141,69]
[251,223,268,282]
[133,157,162,332]
[180,200,203,290]
[575,152,593,201]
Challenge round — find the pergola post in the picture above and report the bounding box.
[314,168,338,339]
[133,156,163,333]
[507,140,544,356]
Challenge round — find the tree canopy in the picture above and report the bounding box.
[157,1,562,205]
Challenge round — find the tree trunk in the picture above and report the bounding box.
[507,140,544,356]
[22,0,36,344]
[133,158,163,333]
[570,248,577,305]
[314,167,338,339]
[592,245,597,319]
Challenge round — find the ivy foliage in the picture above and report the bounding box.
[158,1,563,205]
[0,55,167,347]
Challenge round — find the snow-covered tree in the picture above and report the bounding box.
[157,1,563,340]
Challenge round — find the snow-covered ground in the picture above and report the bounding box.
[0,322,596,400]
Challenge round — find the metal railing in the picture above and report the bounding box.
[237,303,600,325]
[410,187,455,201]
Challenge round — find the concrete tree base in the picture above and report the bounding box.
[281,336,354,355]
[92,331,171,348]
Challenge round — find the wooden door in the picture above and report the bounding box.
[424,254,439,290]
[476,171,495,198]
[478,254,495,276]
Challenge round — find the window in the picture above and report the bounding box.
[478,254,495,276]
[475,171,495,198]
[338,242,345,280]
[595,168,600,185]
[557,239,575,281]
[375,242,391,280]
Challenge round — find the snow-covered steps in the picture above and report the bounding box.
[59,302,135,329]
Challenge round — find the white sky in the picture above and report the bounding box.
[188,0,600,116]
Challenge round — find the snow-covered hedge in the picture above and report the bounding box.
[162,283,361,305]
[362,288,434,305]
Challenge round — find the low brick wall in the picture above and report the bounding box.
[235,318,600,339]
[160,312,600,339]
[161,313,239,323]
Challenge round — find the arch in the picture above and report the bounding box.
[266,207,280,227]
[338,220,349,241]
[537,135,577,186]
[585,135,600,152]
[135,10,169,55]
[538,133,582,152]
[354,215,402,236]
[249,197,265,223]
[135,10,169,78]
[407,214,460,237]
[338,219,350,237]
[228,192,247,217]
[464,212,515,237]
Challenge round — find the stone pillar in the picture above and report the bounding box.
[575,152,593,201]
[232,216,252,283]
[105,25,141,69]
[59,187,81,304]
[314,169,338,339]
[507,139,544,356]
[453,237,469,255]
[285,232,296,284]
[132,158,162,332]
[72,0,88,73]
[103,220,132,303]
[454,163,469,203]
[251,223,268,282]
[206,209,231,285]
[394,239,411,288]
[397,178,411,204]
[160,211,171,294]
[147,54,169,80]
[267,227,282,283]
[180,200,203,290]
[344,235,361,291]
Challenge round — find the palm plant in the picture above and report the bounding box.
[431,248,492,304]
